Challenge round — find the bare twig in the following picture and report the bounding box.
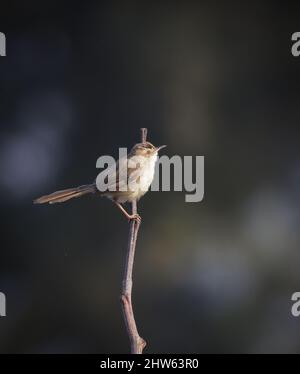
[141,127,148,144]
[120,128,147,354]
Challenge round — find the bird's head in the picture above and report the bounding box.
[129,142,167,157]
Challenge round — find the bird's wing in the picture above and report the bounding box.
[96,157,141,193]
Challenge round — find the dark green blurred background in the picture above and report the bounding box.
[0,0,300,353]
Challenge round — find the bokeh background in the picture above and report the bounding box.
[0,0,300,353]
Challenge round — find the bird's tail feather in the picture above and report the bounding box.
[33,184,97,204]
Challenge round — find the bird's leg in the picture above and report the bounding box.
[114,201,141,223]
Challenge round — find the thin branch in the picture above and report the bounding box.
[141,127,148,144]
[120,128,147,354]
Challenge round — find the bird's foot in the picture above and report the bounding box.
[128,213,142,224]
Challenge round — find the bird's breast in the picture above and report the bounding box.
[126,153,157,201]
[139,154,157,191]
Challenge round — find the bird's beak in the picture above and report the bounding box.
[156,145,167,152]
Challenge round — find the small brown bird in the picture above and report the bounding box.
[33,142,166,221]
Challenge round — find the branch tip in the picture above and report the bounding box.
[140,128,148,144]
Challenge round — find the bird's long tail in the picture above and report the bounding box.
[33,184,97,204]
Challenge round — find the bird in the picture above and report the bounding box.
[33,142,166,221]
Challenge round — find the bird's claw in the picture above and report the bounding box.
[129,213,142,224]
